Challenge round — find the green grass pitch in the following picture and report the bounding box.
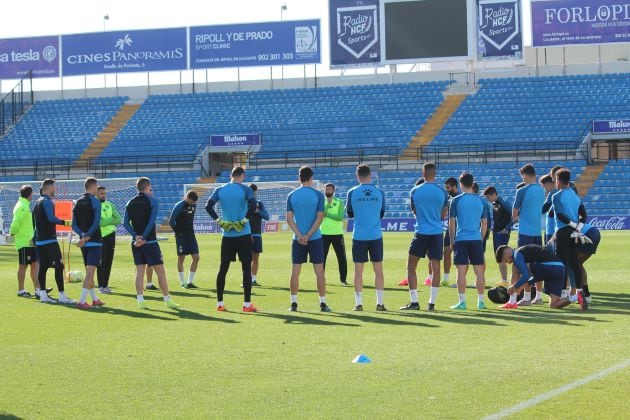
[1,231,629,419]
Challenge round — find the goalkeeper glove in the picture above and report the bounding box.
[216,218,234,232]
[64,220,72,227]
[233,218,249,233]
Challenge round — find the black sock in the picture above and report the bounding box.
[583,285,590,297]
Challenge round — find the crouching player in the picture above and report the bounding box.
[576,223,601,305]
[495,244,571,309]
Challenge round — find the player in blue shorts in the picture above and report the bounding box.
[125,177,180,310]
[449,173,488,310]
[249,183,269,287]
[72,177,106,309]
[346,164,386,311]
[495,244,571,309]
[206,167,259,312]
[540,174,556,245]
[483,186,512,287]
[169,190,200,289]
[512,163,545,306]
[441,177,458,287]
[402,163,448,311]
[286,166,331,312]
[576,223,600,304]
[552,168,589,310]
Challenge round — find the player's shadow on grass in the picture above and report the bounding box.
[588,292,630,314]
[253,311,360,327]
[0,413,25,420]
[394,311,503,326]
[467,310,608,326]
[333,311,440,328]
[115,291,210,300]
[59,304,175,321]
[151,308,239,323]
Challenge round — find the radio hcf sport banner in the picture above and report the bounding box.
[329,0,381,68]
[0,36,59,79]
[477,0,523,60]
[61,28,187,76]
[531,0,630,47]
[190,20,320,69]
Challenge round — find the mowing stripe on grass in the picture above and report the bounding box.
[484,358,630,420]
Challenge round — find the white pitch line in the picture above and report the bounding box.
[484,358,630,420]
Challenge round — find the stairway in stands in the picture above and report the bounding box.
[401,94,467,160]
[574,163,608,197]
[72,103,141,170]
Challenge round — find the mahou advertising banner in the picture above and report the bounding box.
[329,0,381,68]
[531,0,630,47]
[477,0,523,60]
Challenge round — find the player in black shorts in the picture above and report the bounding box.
[72,177,106,309]
[249,183,269,287]
[169,190,200,289]
[124,177,180,310]
[32,178,74,304]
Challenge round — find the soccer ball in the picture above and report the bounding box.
[65,270,84,283]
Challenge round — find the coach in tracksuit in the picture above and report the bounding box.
[96,185,121,293]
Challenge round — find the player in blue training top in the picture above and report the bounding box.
[124,177,180,310]
[483,186,513,287]
[448,173,488,310]
[286,166,331,313]
[401,163,448,311]
[441,177,459,286]
[249,183,269,287]
[206,166,258,313]
[551,168,589,310]
[512,163,546,306]
[32,178,74,304]
[72,177,105,309]
[169,190,200,289]
[540,174,556,244]
[346,164,386,312]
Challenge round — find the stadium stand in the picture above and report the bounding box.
[0,97,127,162]
[433,73,630,149]
[101,81,448,159]
[582,160,630,216]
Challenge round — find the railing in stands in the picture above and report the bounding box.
[247,141,581,169]
[0,71,33,136]
[0,154,199,180]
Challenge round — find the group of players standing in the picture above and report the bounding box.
[8,161,598,313]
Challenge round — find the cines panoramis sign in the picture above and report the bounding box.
[531,0,630,47]
[61,28,187,76]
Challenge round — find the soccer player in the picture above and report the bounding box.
[124,177,180,310]
[540,174,556,245]
[72,177,106,309]
[347,164,386,311]
[321,182,348,286]
[495,245,571,309]
[205,167,258,312]
[169,190,200,289]
[449,173,488,310]
[551,168,588,310]
[576,223,600,304]
[32,178,74,304]
[249,183,269,287]
[442,177,459,287]
[402,163,448,311]
[9,185,46,298]
[482,186,512,287]
[512,163,545,306]
[286,166,331,312]
[96,185,121,294]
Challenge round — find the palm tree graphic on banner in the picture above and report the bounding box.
[115,34,133,51]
